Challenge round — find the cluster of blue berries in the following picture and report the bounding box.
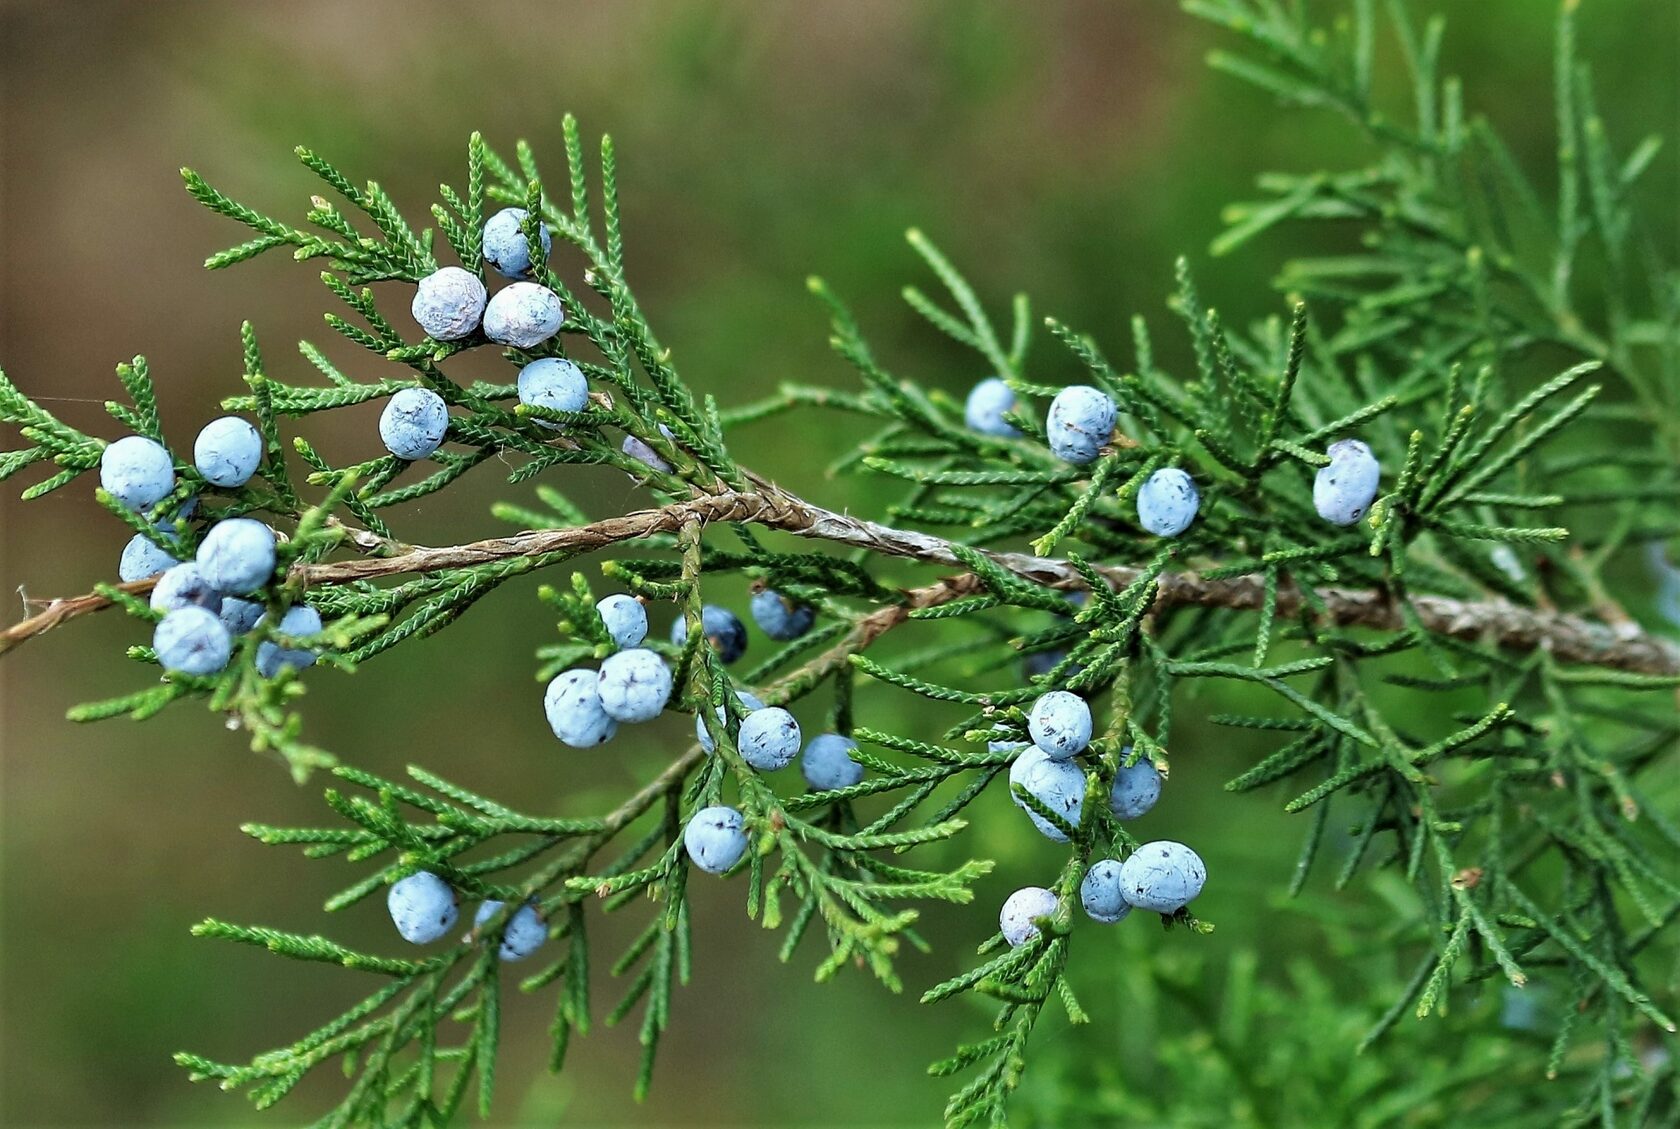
[997,688,1208,946]
[566,589,868,880]
[410,208,563,347]
[678,594,864,873]
[401,211,716,486]
[964,377,1385,537]
[683,715,868,877]
[386,208,581,464]
[962,379,1383,941]
[101,420,322,679]
[386,871,547,962]
[543,593,669,748]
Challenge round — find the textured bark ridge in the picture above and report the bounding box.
[7,486,1676,674]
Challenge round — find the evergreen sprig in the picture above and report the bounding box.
[0,2,1674,1125]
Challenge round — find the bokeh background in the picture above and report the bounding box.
[2,1,1675,1126]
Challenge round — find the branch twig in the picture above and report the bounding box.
[5,487,1675,675]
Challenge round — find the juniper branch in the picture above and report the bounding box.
[8,485,1675,673]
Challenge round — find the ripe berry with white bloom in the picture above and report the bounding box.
[671,604,747,664]
[544,669,618,748]
[193,416,263,488]
[750,588,815,641]
[151,562,223,615]
[380,387,449,461]
[1118,841,1206,913]
[595,594,647,648]
[196,518,276,595]
[1108,753,1162,820]
[1137,467,1199,537]
[1009,746,1087,842]
[1045,385,1116,465]
[100,435,175,511]
[120,534,179,582]
[1000,886,1059,947]
[801,733,864,790]
[597,649,673,723]
[696,689,764,752]
[1079,859,1132,924]
[482,282,564,348]
[474,900,547,961]
[737,706,801,771]
[1027,690,1091,760]
[684,806,748,874]
[517,358,588,429]
[965,377,1020,437]
[387,871,458,944]
[1313,438,1381,526]
[256,604,323,678]
[153,606,233,675]
[411,266,486,341]
[482,207,552,280]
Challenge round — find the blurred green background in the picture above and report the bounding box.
[1,1,1674,1125]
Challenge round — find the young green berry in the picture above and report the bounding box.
[671,604,747,664]
[517,358,588,430]
[596,649,673,723]
[482,206,552,280]
[1045,385,1116,465]
[153,605,232,675]
[219,596,264,637]
[801,733,864,790]
[473,900,547,962]
[684,805,748,874]
[999,886,1059,947]
[1118,840,1206,913]
[595,593,648,648]
[387,871,458,944]
[150,562,223,615]
[965,377,1021,438]
[696,689,764,753]
[482,281,564,348]
[411,266,486,341]
[379,387,449,461]
[544,669,618,748]
[100,435,175,511]
[737,706,801,771]
[622,425,676,474]
[1313,438,1381,526]
[256,604,323,678]
[750,588,815,641]
[1009,745,1087,842]
[196,517,276,595]
[1079,859,1133,924]
[1027,690,1091,761]
[193,416,263,488]
[1108,753,1162,820]
[1137,467,1199,537]
[120,533,180,582]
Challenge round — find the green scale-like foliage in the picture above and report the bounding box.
[0,2,1675,1126]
